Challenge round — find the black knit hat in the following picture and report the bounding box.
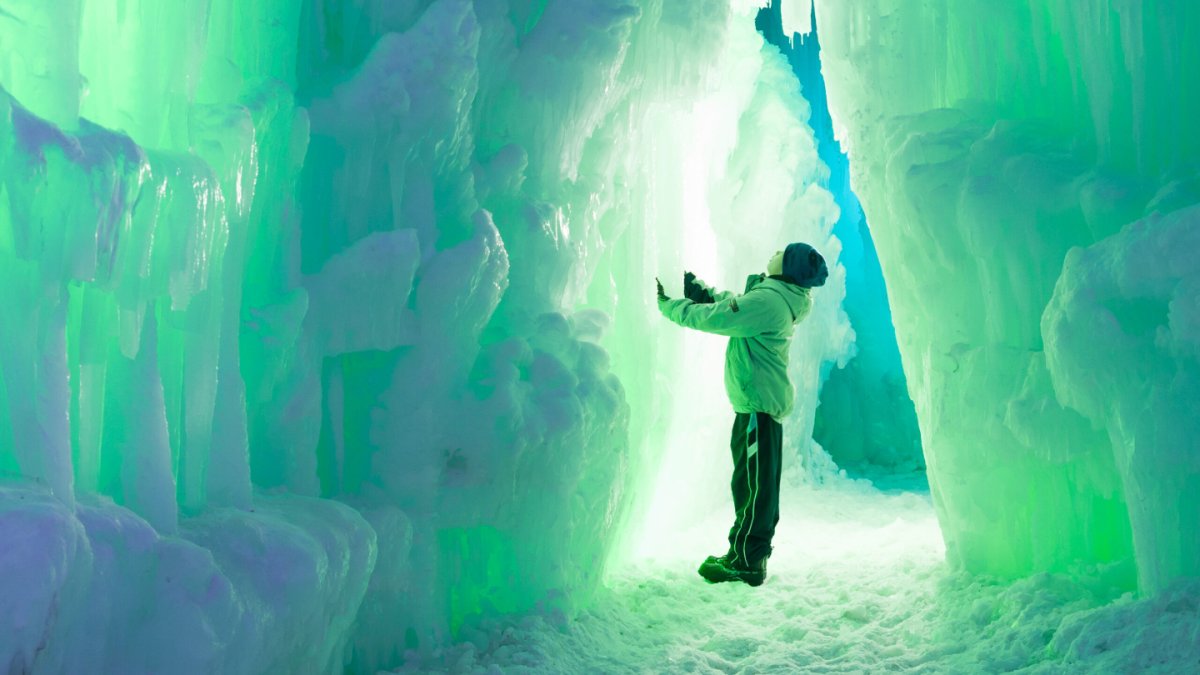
[783,243,828,288]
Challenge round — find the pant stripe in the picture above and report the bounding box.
[740,455,758,564]
[738,414,760,565]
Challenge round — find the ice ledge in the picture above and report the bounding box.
[0,483,377,674]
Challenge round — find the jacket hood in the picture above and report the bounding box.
[761,276,812,323]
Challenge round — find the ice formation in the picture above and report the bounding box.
[757,2,922,476]
[1,0,847,671]
[2,0,1198,672]
[815,0,1200,591]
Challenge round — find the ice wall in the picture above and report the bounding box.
[815,0,1200,592]
[1,0,847,670]
[756,1,922,476]
[1,1,375,671]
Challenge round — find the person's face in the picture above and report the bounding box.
[767,249,784,276]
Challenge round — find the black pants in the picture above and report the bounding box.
[727,412,783,565]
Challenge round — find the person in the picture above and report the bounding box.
[655,242,828,587]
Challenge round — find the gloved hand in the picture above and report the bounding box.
[683,271,715,304]
[656,278,668,301]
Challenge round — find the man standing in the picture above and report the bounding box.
[656,242,828,586]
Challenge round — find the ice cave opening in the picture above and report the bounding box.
[2,0,1200,673]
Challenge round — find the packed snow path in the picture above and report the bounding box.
[399,478,1200,674]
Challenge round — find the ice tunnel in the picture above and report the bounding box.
[1,0,1199,673]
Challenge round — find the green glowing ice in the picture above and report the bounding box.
[0,1,846,661]
[816,0,1200,592]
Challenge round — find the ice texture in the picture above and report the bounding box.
[815,0,1200,590]
[757,2,923,476]
[1,0,849,670]
[1044,206,1200,593]
[0,483,374,674]
[6,0,1192,669]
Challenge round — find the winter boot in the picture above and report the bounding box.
[702,549,736,567]
[698,554,768,587]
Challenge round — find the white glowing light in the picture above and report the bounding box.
[679,101,721,282]
[781,0,814,38]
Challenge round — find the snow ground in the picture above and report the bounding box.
[397,477,1200,674]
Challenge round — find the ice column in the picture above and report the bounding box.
[815,0,1200,589]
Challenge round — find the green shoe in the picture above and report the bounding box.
[698,554,768,587]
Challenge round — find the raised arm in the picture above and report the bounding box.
[658,288,786,338]
[684,271,734,303]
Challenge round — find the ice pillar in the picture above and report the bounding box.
[815,0,1200,589]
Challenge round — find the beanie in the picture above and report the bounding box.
[782,242,828,288]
